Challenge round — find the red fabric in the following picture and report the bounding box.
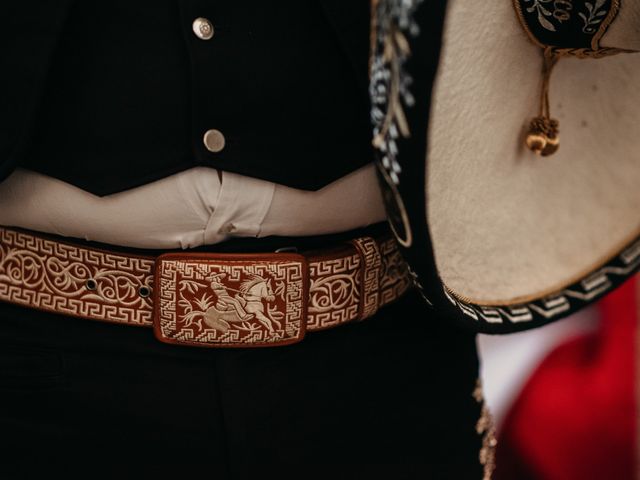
[495,278,637,480]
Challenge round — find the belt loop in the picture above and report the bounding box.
[350,237,382,320]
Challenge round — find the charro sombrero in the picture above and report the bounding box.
[370,0,640,332]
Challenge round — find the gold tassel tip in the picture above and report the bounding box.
[525,116,560,156]
[525,132,548,154]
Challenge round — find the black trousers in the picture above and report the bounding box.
[0,289,483,479]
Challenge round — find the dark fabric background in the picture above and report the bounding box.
[0,289,482,479]
[1,0,374,196]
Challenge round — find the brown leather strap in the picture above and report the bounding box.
[0,226,411,347]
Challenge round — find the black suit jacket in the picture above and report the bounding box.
[0,0,373,196]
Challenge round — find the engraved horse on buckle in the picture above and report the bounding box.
[153,254,308,348]
[203,273,281,333]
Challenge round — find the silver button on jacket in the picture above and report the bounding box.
[192,17,214,40]
[203,129,225,153]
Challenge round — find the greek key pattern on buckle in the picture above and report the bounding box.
[153,253,308,348]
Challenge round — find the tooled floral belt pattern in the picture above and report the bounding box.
[0,227,411,347]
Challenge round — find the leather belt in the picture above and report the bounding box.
[0,226,412,348]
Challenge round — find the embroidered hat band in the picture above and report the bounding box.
[0,227,411,348]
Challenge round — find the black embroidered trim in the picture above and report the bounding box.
[513,0,620,51]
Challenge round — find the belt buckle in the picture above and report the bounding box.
[153,252,308,348]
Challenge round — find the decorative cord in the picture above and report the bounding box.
[525,47,561,156]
